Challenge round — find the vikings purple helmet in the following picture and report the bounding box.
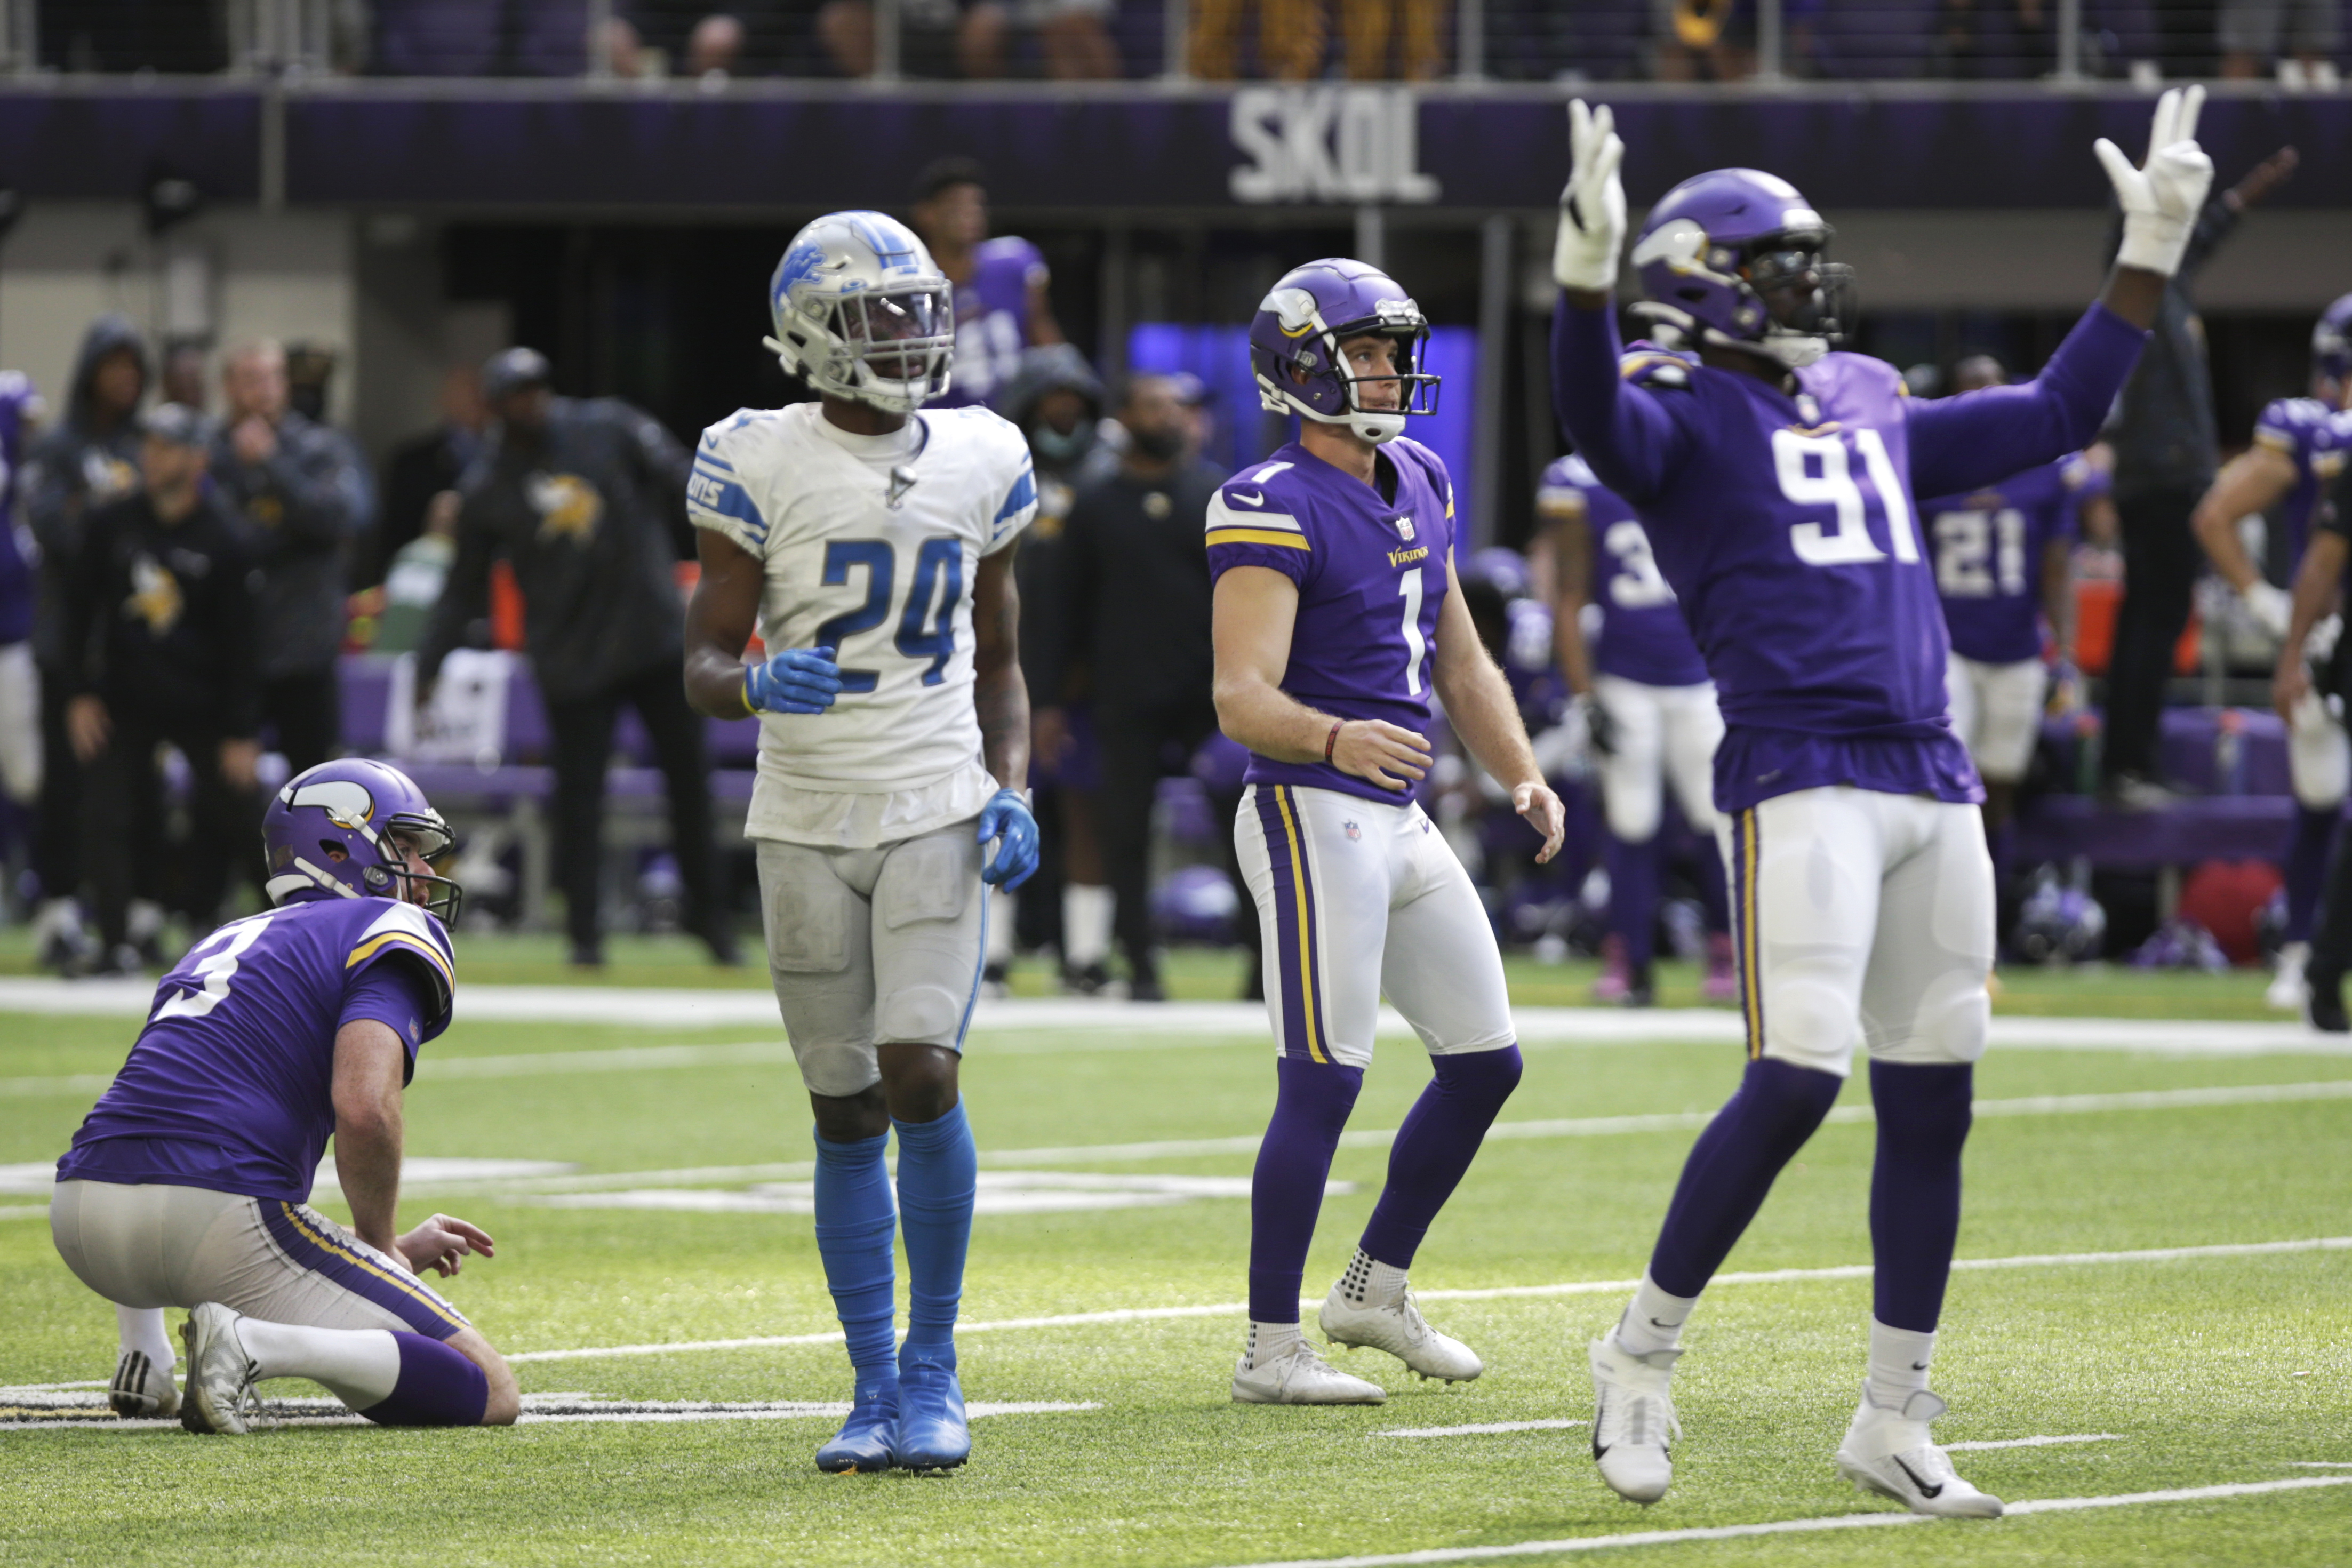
[2311,292,2352,394]
[263,759,462,925]
[1629,168,1855,370]
[1249,258,1439,444]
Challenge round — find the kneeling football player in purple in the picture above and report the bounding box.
[1549,92,2212,1513]
[50,759,519,1433]
[1210,259,1566,1405]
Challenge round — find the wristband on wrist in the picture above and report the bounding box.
[1324,719,1344,764]
[740,670,757,717]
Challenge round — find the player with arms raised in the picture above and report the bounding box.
[1211,260,1565,1405]
[2190,294,2352,1012]
[1550,92,2210,1513]
[682,212,1039,1474]
[49,759,517,1434]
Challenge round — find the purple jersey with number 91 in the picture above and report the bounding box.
[1204,437,1456,805]
[57,897,457,1204]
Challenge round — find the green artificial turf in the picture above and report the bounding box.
[0,962,2343,1564]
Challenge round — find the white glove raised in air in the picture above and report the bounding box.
[2094,85,2215,278]
[1555,99,1627,292]
[2243,580,2293,642]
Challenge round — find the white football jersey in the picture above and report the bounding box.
[688,402,1037,837]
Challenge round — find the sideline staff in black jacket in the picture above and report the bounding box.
[417,348,735,967]
[61,405,260,970]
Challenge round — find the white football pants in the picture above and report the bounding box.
[1943,654,2047,787]
[1234,783,1516,1070]
[1593,673,1723,841]
[1721,786,1995,1078]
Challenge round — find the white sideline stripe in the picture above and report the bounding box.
[6,1080,2352,1214]
[367,1080,2352,1197]
[1942,1433,2123,1452]
[1376,1420,1588,1438]
[503,1235,2352,1364]
[2287,1461,2352,1467]
[0,1397,1099,1434]
[1213,1478,2352,1568]
[3,980,2346,1053]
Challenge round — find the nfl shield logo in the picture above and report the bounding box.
[1344,821,1361,841]
[1394,515,1415,541]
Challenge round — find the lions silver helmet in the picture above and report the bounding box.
[763,211,955,414]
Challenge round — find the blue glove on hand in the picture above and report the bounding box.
[976,787,1039,890]
[744,647,843,715]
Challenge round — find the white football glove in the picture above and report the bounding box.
[2243,579,2293,642]
[2094,85,2215,278]
[1554,99,1627,292]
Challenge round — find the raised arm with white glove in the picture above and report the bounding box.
[1554,100,1627,294]
[2094,85,2217,278]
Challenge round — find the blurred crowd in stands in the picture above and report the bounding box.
[0,153,2334,999]
[27,1,2347,85]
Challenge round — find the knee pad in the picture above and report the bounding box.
[1878,971,1990,1067]
[876,983,963,1047]
[1603,777,1662,843]
[1759,974,1861,1077]
[795,1042,883,1099]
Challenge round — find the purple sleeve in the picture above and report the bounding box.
[339,959,439,1082]
[1908,304,2147,500]
[1548,300,1699,503]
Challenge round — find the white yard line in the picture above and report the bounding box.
[3,979,2343,1054]
[1377,1420,1589,1438]
[1212,1477,2352,1568]
[1942,1434,2122,1451]
[0,1395,1098,1434]
[500,1235,2352,1364]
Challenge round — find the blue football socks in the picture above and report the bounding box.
[1868,1060,1974,1332]
[1647,1057,1843,1298]
[813,1129,900,1376]
[1606,834,1663,971]
[357,1333,489,1427]
[1358,1045,1523,1269]
[1247,1056,1365,1323]
[894,1100,977,1363]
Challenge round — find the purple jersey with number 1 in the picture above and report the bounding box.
[1921,453,2088,666]
[938,235,1047,410]
[1551,300,2147,814]
[1539,453,1709,688]
[1204,437,1456,806]
[57,896,457,1204]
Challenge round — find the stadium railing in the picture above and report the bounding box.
[0,1,2319,87]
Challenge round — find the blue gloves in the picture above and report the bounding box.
[976,787,1038,890]
[744,647,843,715]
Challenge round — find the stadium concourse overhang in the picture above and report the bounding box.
[3,77,2348,545]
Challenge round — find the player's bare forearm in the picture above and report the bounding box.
[973,547,1030,788]
[2098,266,2168,332]
[684,529,765,718]
[1547,517,1598,696]
[330,1020,409,1253]
[1435,632,1541,790]
[1213,567,1331,761]
[2189,449,2293,593]
[2041,539,2076,661]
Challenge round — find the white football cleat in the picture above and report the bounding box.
[1231,1340,1387,1405]
[2269,942,2310,1012]
[179,1303,258,1436]
[1833,1386,2004,1518]
[109,1349,180,1419]
[1589,1335,1681,1505]
[1318,1281,1483,1384]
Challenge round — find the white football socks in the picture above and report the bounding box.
[1063,884,1113,969]
[1613,1271,1699,1357]
[1337,1248,1409,1307]
[233,1318,402,1409]
[1866,1319,1937,1409]
[1245,1320,1303,1369]
[117,1306,174,1372]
